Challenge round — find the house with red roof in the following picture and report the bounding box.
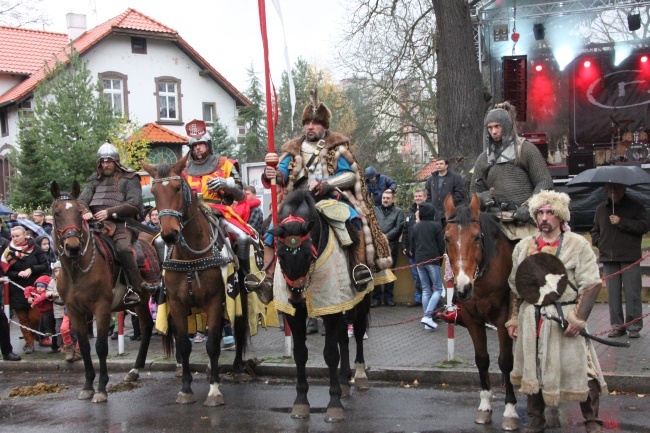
[0,8,249,200]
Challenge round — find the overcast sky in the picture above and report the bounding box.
[36,0,348,92]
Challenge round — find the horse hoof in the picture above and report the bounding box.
[78,389,94,400]
[325,407,345,423]
[341,384,351,397]
[176,392,198,404]
[92,392,108,403]
[475,410,493,424]
[354,377,371,391]
[502,416,520,431]
[290,403,310,419]
[203,394,225,407]
[124,369,140,382]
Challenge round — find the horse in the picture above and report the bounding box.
[443,193,519,431]
[50,181,154,403]
[268,189,371,422]
[141,155,248,406]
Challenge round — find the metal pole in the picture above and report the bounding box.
[117,311,125,355]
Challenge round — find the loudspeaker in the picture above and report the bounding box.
[521,132,548,161]
[628,13,641,31]
[533,23,545,41]
[502,56,527,121]
[567,153,594,175]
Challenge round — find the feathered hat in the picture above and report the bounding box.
[301,88,331,129]
[528,190,571,222]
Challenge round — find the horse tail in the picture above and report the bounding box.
[161,322,175,359]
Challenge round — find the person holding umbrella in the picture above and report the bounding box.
[591,183,648,339]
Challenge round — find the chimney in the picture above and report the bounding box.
[66,13,87,41]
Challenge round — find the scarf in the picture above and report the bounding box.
[1,240,35,273]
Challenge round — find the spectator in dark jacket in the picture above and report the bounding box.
[0,235,21,361]
[591,183,649,339]
[1,226,49,354]
[411,202,445,330]
[372,189,404,307]
[424,158,467,224]
[365,166,397,207]
[402,188,427,307]
[34,235,56,274]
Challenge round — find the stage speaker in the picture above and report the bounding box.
[567,153,594,175]
[502,55,527,121]
[628,13,641,31]
[533,23,545,41]
[521,132,548,162]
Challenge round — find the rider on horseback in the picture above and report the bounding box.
[256,89,393,298]
[78,141,143,306]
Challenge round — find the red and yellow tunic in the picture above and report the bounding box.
[183,157,253,236]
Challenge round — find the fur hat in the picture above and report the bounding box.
[301,88,331,129]
[528,190,571,222]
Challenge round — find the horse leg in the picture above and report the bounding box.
[466,319,493,425]
[352,295,370,391]
[497,317,519,431]
[91,306,112,403]
[69,311,95,400]
[203,298,225,407]
[338,312,352,397]
[170,302,196,404]
[232,272,249,381]
[124,301,154,382]
[285,304,310,419]
[322,313,345,423]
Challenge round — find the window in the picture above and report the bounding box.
[1,110,8,136]
[237,119,246,138]
[202,103,216,124]
[155,77,182,124]
[149,147,177,164]
[17,98,34,119]
[99,72,129,117]
[131,37,147,54]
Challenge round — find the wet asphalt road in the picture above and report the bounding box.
[1,371,648,433]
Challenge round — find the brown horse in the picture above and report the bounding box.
[268,189,371,423]
[50,181,154,403]
[444,194,519,431]
[142,155,248,406]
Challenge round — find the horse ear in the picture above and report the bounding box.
[469,193,480,220]
[173,153,189,174]
[268,226,285,238]
[71,180,81,198]
[50,181,60,199]
[444,194,456,219]
[141,160,156,177]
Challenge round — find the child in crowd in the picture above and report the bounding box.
[45,262,66,353]
[34,236,56,273]
[25,275,58,353]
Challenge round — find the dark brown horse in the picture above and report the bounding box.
[268,189,371,423]
[444,194,519,431]
[142,155,248,406]
[50,181,153,403]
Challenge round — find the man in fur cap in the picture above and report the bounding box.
[506,190,606,433]
[260,89,393,296]
[471,102,553,240]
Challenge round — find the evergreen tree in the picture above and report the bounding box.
[9,47,117,208]
[209,115,238,157]
[237,63,267,163]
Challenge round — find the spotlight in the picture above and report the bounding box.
[642,55,648,63]
[533,23,545,41]
[535,64,543,72]
[584,60,591,68]
[628,13,641,31]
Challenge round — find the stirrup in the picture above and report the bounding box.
[123,286,141,306]
[352,263,373,292]
[244,271,274,305]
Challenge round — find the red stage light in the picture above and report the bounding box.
[583,60,591,68]
[641,55,648,63]
[535,64,543,72]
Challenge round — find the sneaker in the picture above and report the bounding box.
[347,325,354,338]
[39,337,52,347]
[23,344,34,354]
[421,316,438,329]
[424,325,434,331]
[192,333,206,343]
[221,335,235,350]
[3,352,21,361]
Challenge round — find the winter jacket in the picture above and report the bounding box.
[402,203,419,256]
[411,202,445,265]
[373,204,405,246]
[425,170,467,221]
[591,195,648,262]
[366,170,398,206]
[6,241,49,310]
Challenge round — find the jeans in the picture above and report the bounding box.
[409,257,422,303]
[417,263,443,317]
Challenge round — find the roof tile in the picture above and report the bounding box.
[0,26,68,75]
[415,159,438,180]
[139,122,188,144]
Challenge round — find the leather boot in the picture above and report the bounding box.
[120,251,143,306]
[72,347,82,362]
[581,379,603,433]
[64,344,75,363]
[244,245,275,305]
[349,229,373,292]
[525,391,546,433]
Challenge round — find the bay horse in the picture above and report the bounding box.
[443,193,519,431]
[268,189,371,422]
[141,155,248,406]
[50,181,154,403]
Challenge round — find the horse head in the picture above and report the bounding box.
[268,190,318,301]
[142,154,191,245]
[50,180,86,259]
[444,193,484,302]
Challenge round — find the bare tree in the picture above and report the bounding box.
[0,0,50,27]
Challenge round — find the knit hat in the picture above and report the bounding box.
[528,190,571,222]
[35,275,52,287]
[51,261,61,270]
[301,88,331,129]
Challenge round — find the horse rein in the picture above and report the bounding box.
[52,195,95,272]
[445,215,488,280]
[276,214,319,292]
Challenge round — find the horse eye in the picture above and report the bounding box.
[474,234,482,242]
[444,235,450,243]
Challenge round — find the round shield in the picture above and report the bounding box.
[515,253,568,306]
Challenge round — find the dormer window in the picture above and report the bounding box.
[131,37,147,54]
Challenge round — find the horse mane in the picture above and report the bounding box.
[448,204,507,265]
[157,163,172,178]
[278,189,318,222]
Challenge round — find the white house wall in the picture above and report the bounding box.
[0,74,25,99]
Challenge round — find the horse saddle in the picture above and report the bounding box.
[315,199,353,247]
[514,253,569,306]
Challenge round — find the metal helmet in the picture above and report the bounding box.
[97,140,120,163]
[188,134,213,160]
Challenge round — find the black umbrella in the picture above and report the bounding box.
[0,204,12,215]
[566,165,650,187]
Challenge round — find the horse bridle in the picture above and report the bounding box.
[445,215,487,280]
[52,194,95,272]
[276,214,318,292]
[151,175,219,255]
